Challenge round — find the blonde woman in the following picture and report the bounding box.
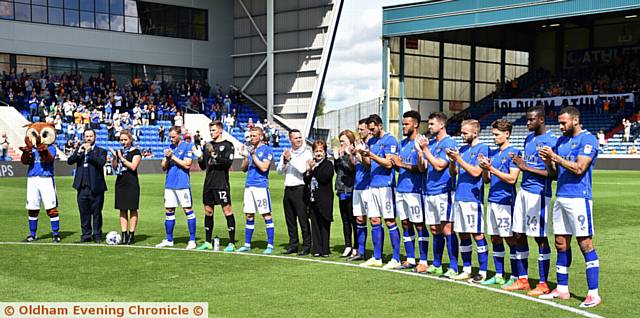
[111,130,142,244]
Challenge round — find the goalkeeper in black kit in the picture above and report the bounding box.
[195,120,237,252]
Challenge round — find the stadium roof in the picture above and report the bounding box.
[383,0,640,36]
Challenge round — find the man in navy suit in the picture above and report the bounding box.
[68,129,107,243]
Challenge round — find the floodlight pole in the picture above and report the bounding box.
[266,0,274,125]
[399,36,405,138]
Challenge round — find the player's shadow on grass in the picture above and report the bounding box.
[131,234,150,243]
[39,231,75,241]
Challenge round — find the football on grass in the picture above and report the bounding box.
[106,232,121,245]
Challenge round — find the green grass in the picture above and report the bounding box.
[1,170,640,317]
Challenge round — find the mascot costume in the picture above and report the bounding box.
[18,123,61,242]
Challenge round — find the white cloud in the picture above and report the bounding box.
[323,0,406,111]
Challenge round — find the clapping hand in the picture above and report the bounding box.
[445,147,460,161]
[477,153,491,169]
[539,146,555,164]
[306,159,315,171]
[283,148,291,162]
[164,148,173,159]
[509,153,527,170]
[116,149,124,160]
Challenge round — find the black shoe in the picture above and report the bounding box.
[121,232,129,245]
[52,235,61,243]
[347,253,365,262]
[94,238,102,244]
[127,232,135,245]
[321,254,330,258]
[23,235,37,242]
[283,247,298,254]
[78,237,92,243]
[297,248,310,256]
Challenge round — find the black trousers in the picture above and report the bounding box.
[339,197,357,249]
[310,206,331,255]
[283,185,311,250]
[77,186,105,240]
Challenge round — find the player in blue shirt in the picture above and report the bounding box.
[417,112,458,277]
[446,119,489,282]
[478,119,521,287]
[390,111,425,270]
[539,107,601,308]
[347,118,372,262]
[237,127,275,254]
[359,114,400,268]
[156,126,197,249]
[507,106,557,294]
[20,124,61,243]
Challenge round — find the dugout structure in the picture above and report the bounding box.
[381,0,640,136]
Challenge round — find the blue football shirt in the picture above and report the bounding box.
[554,131,598,199]
[246,144,273,188]
[165,141,193,189]
[425,136,457,195]
[27,145,56,177]
[354,160,371,190]
[520,131,557,197]
[454,142,489,203]
[368,133,398,188]
[487,146,521,205]
[396,138,422,193]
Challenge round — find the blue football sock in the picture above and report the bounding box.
[185,210,196,241]
[418,228,429,263]
[244,219,255,248]
[476,238,489,275]
[584,250,599,292]
[538,245,551,283]
[372,224,383,260]
[165,212,176,241]
[446,233,459,272]
[460,237,473,272]
[556,249,571,287]
[516,244,529,278]
[402,226,416,262]
[433,233,444,267]
[28,216,38,237]
[357,224,367,256]
[493,243,505,275]
[389,224,401,262]
[509,244,519,278]
[49,215,60,236]
[265,218,274,248]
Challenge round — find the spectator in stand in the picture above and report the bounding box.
[225,114,235,132]
[159,125,165,142]
[628,144,638,155]
[272,128,280,148]
[107,121,115,141]
[623,118,632,142]
[597,129,606,149]
[146,148,153,158]
[247,117,254,130]
[67,122,76,141]
[54,115,63,135]
[174,111,183,128]
[64,140,75,157]
[0,132,9,161]
[193,131,202,149]
[133,115,142,140]
[224,94,231,114]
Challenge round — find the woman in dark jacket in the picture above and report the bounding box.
[334,130,357,257]
[305,139,334,257]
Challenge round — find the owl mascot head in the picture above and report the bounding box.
[19,122,57,165]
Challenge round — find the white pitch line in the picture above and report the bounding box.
[0,241,605,318]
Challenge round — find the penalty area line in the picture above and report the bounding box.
[0,241,604,318]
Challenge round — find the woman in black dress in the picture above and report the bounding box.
[111,130,141,244]
[305,140,334,257]
[334,130,357,257]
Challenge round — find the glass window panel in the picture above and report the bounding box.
[49,0,64,8]
[444,59,470,81]
[475,83,496,102]
[0,1,14,20]
[0,53,9,63]
[15,3,30,22]
[0,62,10,75]
[15,0,30,3]
[48,7,63,25]
[193,24,206,41]
[475,62,500,83]
[505,65,528,81]
[32,0,47,6]
[110,0,123,15]
[389,77,399,98]
[17,56,47,76]
[80,11,94,28]
[96,0,108,13]
[444,80,470,102]
[192,9,206,25]
[32,5,48,23]
[48,57,75,75]
[191,69,207,81]
[65,0,79,10]
[124,16,138,33]
[110,14,123,31]
[390,53,399,76]
[506,50,529,65]
[444,43,471,59]
[64,9,79,26]
[78,60,107,79]
[476,47,501,63]
[125,0,137,16]
[111,62,132,85]
[390,37,400,52]
[80,0,94,11]
[419,40,439,57]
[96,12,109,29]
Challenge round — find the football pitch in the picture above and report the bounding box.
[1,170,639,318]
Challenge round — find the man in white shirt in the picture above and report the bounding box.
[277,129,313,255]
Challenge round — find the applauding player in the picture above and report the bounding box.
[237,127,275,254]
[195,120,237,252]
[478,119,521,286]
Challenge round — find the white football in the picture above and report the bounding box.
[106,231,121,245]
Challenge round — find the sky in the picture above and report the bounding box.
[323,0,406,111]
